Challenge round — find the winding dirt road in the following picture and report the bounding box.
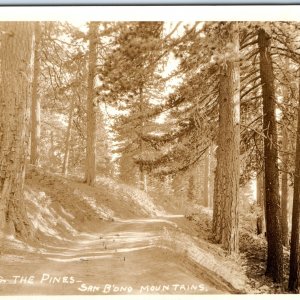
[0,216,230,295]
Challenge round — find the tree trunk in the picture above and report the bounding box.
[188,171,195,202]
[212,22,240,254]
[62,98,75,175]
[256,171,265,235]
[139,86,148,192]
[48,131,55,169]
[139,164,148,193]
[288,72,300,292]
[194,161,202,204]
[203,147,209,207]
[208,145,215,208]
[85,22,98,186]
[119,153,136,185]
[30,22,41,166]
[281,123,290,247]
[281,60,291,248]
[0,22,34,239]
[258,28,283,283]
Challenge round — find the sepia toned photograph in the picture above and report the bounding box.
[0,5,300,296]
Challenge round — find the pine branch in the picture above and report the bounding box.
[241,82,261,100]
[240,39,258,50]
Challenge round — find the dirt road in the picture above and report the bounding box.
[0,216,229,295]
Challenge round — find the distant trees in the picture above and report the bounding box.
[62,97,75,175]
[37,22,90,174]
[85,22,98,186]
[100,22,164,189]
[203,148,210,207]
[0,22,34,238]
[34,22,109,178]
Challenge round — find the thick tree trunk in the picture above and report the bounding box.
[62,98,75,175]
[30,22,41,166]
[281,61,291,248]
[281,123,290,247]
[256,171,265,235]
[85,22,98,186]
[212,22,240,254]
[0,22,34,239]
[258,28,283,283]
[288,73,300,292]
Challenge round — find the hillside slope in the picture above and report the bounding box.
[23,167,165,241]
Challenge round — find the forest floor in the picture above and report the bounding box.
[183,207,291,294]
[0,167,281,295]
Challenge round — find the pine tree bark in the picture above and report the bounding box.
[281,122,290,247]
[62,98,75,175]
[0,22,34,238]
[258,28,283,283]
[85,22,98,186]
[30,22,41,166]
[212,22,240,254]
[281,60,291,247]
[288,72,300,292]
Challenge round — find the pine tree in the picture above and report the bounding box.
[281,119,290,247]
[100,22,164,188]
[288,71,300,293]
[258,27,283,283]
[0,22,34,238]
[62,97,75,175]
[212,22,240,254]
